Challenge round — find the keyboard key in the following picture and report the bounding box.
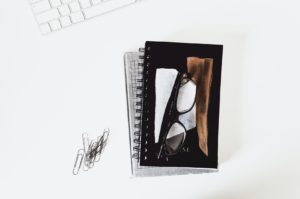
[70,11,84,23]
[84,0,136,19]
[58,5,70,16]
[31,0,51,13]
[35,8,60,24]
[60,16,72,27]
[49,0,61,7]
[49,19,61,30]
[69,2,81,12]
[78,0,91,9]
[39,23,51,34]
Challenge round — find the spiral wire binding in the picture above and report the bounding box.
[131,47,145,160]
[140,45,152,161]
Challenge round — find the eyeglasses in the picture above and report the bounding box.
[157,73,196,159]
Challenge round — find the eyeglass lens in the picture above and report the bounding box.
[176,79,196,113]
[165,122,186,155]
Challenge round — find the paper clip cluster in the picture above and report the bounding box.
[73,128,110,175]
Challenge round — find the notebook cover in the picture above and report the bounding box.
[140,41,223,168]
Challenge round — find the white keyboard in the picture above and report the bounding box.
[29,0,139,34]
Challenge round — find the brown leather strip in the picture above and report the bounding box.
[187,57,213,156]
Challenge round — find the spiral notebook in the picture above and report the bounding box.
[124,41,223,177]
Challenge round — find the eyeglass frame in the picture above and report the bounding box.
[157,72,197,159]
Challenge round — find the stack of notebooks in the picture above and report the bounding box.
[124,41,223,177]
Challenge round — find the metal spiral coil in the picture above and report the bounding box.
[132,47,145,160]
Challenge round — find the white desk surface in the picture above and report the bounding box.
[1,0,300,198]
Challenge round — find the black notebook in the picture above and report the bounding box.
[124,41,223,176]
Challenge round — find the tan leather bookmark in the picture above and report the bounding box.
[187,57,213,156]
